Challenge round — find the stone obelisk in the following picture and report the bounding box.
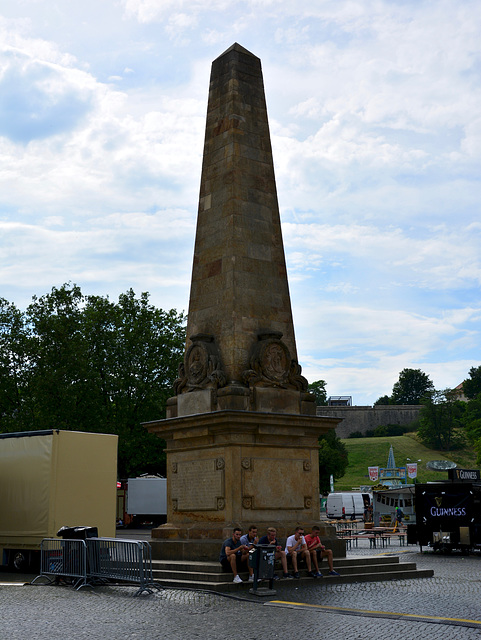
[145,44,341,560]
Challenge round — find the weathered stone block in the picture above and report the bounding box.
[177,389,214,417]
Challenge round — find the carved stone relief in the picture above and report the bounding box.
[242,330,308,391]
[174,333,227,394]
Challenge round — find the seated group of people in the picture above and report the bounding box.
[219,524,340,584]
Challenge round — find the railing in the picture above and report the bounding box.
[32,538,89,590]
[32,537,162,596]
[87,538,161,596]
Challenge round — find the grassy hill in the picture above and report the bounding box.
[334,434,478,491]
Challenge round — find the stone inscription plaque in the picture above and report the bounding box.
[242,458,309,510]
[171,459,224,511]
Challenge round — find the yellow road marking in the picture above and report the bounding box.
[265,601,481,626]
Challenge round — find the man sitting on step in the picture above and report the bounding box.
[285,526,318,579]
[304,525,340,577]
[219,527,249,583]
[240,525,259,582]
[258,526,293,579]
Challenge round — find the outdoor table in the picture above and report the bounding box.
[367,528,388,548]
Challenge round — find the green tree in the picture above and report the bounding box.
[461,396,481,467]
[391,368,434,405]
[0,284,185,477]
[417,389,466,450]
[373,424,410,437]
[374,395,391,406]
[461,396,481,444]
[457,380,481,465]
[308,379,328,406]
[462,366,481,400]
[318,429,348,493]
[0,298,34,431]
[26,284,90,432]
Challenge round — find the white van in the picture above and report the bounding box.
[326,492,366,519]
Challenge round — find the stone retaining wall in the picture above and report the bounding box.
[316,405,421,438]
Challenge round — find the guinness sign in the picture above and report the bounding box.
[448,468,481,482]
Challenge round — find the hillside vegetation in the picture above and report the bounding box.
[334,434,478,491]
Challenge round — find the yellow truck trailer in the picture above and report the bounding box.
[0,429,118,570]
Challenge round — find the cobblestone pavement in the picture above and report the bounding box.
[2,543,481,640]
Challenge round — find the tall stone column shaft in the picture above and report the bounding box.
[187,43,296,385]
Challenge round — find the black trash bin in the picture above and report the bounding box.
[248,544,276,592]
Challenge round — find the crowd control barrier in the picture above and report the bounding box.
[32,538,89,590]
[32,537,162,596]
[87,538,161,596]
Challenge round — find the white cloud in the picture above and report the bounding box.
[0,0,480,405]
[283,222,481,292]
[0,46,96,143]
[0,47,205,214]
[296,302,481,403]
[0,209,195,312]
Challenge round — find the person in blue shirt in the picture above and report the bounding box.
[240,525,258,582]
[219,527,249,583]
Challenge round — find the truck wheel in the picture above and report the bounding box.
[10,551,29,572]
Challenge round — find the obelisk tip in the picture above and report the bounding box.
[214,42,259,61]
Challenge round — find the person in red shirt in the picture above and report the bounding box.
[304,525,340,577]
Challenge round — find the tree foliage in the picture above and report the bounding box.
[462,396,481,442]
[391,368,434,405]
[308,379,328,406]
[348,424,412,438]
[463,366,481,400]
[0,284,185,477]
[417,389,466,450]
[453,368,481,464]
[318,429,349,493]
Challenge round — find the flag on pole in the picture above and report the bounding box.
[407,463,418,479]
[368,466,379,482]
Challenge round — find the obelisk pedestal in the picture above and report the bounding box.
[144,44,342,560]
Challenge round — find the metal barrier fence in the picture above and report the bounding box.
[87,538,161,596]
[32,538,88,590]
[32,537,162,596]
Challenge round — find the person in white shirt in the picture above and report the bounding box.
[285,526,317,578]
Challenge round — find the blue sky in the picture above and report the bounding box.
[1,0,480,405]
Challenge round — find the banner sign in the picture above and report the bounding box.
[448,468,481,482]
[368,466,379,482]
[407,463,418,479]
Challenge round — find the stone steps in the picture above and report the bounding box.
[151,555,433,592]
